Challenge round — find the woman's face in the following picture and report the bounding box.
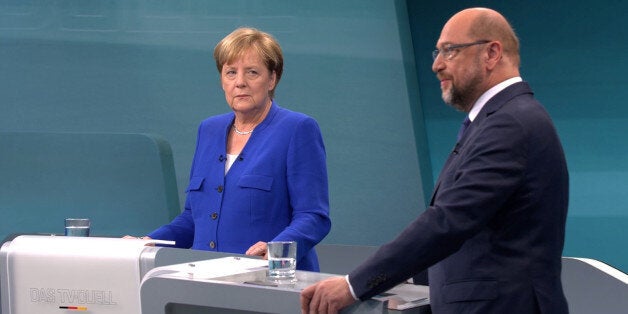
[221,49,276,114]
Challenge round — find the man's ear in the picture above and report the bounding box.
[485,41,503,69]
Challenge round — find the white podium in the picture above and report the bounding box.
[0,235,175,314]
[1,235,431,314]
[140,257,431,314]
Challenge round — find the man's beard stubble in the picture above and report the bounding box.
[442,58,484,113]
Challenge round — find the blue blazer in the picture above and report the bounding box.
[149,102,331,271]
[349,82,569,313]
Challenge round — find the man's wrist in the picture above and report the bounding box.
[344,275,359,300]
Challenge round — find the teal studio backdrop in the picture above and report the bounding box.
[1,1,626,271]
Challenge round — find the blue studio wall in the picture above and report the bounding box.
[1,0,626,271]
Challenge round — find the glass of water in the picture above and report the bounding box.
[64,218,90,237]
[267,241,297,282]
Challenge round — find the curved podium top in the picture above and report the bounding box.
[562,257,628,314]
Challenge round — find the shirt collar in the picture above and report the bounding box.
[468,77,522,122]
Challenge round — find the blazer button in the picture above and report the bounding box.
[216,185,224,193]
[209,241,216,249]
[211,212,218,220]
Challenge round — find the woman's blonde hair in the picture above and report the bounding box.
[214,27,284,98]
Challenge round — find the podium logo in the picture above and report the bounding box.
[29,288,55,302]
[29,288,118,305]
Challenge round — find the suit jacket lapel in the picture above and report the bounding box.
[474,82,533,124]
[428,82,533,206]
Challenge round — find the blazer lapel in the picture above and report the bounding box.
[428,82,533,206]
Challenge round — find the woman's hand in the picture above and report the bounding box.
[122,235,155,246]
[245,241,268,259]
[122,235,152,240]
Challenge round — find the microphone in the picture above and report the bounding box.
[238,154,244,161]
[218,155,225,162]
[452,143,462,155]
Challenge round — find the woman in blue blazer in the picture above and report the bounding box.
[145,27,331,271]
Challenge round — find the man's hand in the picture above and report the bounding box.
[300,276,356,314]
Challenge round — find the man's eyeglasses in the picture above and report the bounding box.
[432,40,490,61]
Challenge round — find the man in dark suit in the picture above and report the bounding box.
[301,7,569,314]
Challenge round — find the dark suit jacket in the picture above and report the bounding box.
[349,82,569,314]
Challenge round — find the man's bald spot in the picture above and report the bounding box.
[455,8,521,67]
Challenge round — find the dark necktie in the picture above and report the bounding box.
[456,117,471,142]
